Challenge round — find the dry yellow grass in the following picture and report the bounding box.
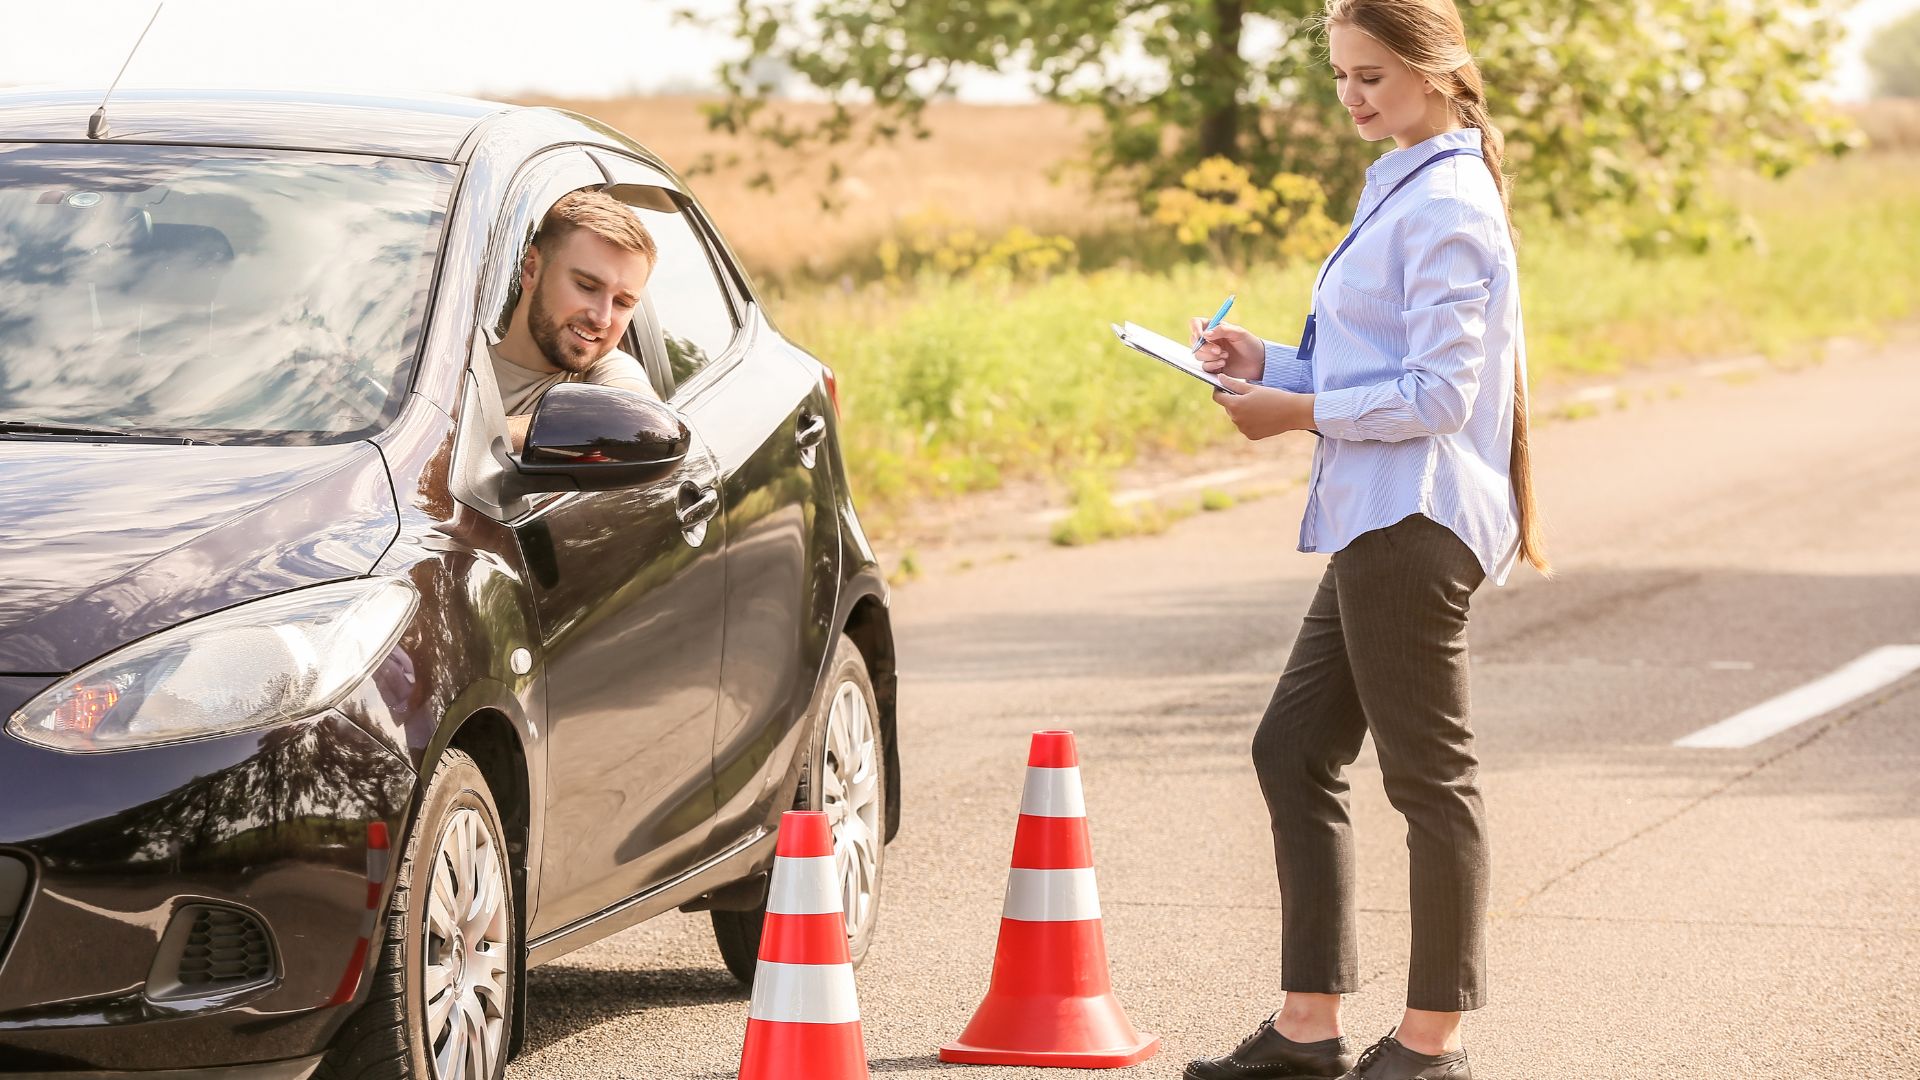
[516,95,1135,278]
[1846,99,1920,153]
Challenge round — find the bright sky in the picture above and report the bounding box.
[1,0,1913,102]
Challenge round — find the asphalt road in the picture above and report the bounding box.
[507,338,1920,1078]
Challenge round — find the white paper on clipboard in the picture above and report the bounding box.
[1109,321,1239,394]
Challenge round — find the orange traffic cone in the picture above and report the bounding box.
[738,810,869,1080]
[940,730,1160,1069]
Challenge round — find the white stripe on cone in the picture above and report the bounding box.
[1001,867,1102,922]
[767,855,841,915]
[748,960,862,1024]
[1019,766,1087,818]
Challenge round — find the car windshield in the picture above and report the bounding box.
[0,144,456,444]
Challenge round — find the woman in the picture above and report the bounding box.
[1181,2,1547,1079]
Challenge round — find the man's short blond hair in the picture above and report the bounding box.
[531,189,658,265]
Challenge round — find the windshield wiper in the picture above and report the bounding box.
[0,420,196,445]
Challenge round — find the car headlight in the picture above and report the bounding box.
[6,578,418,753]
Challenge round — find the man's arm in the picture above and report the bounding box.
[584,347,663,404]
[507,413,533,454]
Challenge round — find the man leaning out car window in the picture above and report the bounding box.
[492,189,661,451]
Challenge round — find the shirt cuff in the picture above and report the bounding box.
[1258,340,1311,393]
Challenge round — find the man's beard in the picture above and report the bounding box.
[528,277,611,374]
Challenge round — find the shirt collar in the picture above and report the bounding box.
[1365,128,1482,189]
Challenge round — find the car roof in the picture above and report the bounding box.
[0,87,513,162]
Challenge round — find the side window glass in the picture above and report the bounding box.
[482,151,606,346]
[632,203,737,388]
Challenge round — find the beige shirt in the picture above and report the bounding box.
[489,342,656,416]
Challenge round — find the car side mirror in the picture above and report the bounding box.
[503,383,689,499]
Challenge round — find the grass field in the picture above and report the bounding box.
[788,153,1919,529]
[528,96,1920,532]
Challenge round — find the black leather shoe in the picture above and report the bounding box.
[1184,1013,1357,1079]
[1336,1033,1472,1080]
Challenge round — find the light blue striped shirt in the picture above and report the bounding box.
[1260,129,1524,585]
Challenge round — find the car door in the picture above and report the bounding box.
[597,153,843,843]
[473,149,728,935]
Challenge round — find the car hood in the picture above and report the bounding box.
[0,441,398,673]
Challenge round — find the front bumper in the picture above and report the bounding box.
[4,1055,322,1079]
[0,678,415,1074]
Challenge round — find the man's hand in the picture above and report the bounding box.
[1190,319,1266,382]
[1213,375,1316,441]
[507,413,532,454]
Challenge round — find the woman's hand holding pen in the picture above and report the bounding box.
[1191,317,1315,439]
[1189,318,1265,381]
[1212,376,1317,441]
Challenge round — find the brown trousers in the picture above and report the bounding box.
[1252,512,1490,1012]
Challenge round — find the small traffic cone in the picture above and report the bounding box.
[940,730,1160,1069]
[738,810,869,1080]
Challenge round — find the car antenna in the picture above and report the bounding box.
[87,2,166,140]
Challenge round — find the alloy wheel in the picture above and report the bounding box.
[423,807,511,1080]
[822,677,883,943]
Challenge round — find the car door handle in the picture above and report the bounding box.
[676,483,720,528]
[795,413,827,450]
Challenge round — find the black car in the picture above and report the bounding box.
[0,88,898,1080]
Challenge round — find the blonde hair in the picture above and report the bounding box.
[532,189,658,265]
[1324,0,1549,576]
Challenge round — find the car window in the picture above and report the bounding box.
[631,202,737,392]
[483,151,607,346]
[0,144,454,445]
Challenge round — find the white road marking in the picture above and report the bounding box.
[1675,646,1920,749]
[1572,385,1618,403]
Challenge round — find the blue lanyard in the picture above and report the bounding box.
[1299,146,1482,364]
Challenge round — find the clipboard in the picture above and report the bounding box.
[1109,321,1241,394]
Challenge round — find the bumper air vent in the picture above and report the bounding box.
[0,854,27,961]
[147,902,276,1001]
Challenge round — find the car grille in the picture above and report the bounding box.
[0,854,26,961]
[148,903,275,1000]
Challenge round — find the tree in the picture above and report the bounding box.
[694,0,1856,250]
[1865,9,1920,99]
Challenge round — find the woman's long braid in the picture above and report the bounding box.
[1447,69,1546,575]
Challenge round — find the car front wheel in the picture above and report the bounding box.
[713,633,887,982]
[318,748,516,1080]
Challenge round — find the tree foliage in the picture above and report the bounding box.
[1865,9,1920,99]
[695,0,1856,251]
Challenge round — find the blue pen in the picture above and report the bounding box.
[1194,293,1236,351]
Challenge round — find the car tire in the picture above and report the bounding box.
[712,633,887,985]
[317,749,517,1080]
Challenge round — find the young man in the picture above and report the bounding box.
[492,188,661,450]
